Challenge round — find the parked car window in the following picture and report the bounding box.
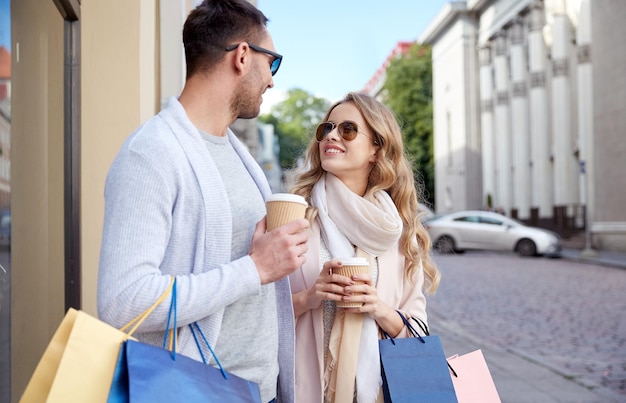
[454,216,479,223]
[479,216,503,226]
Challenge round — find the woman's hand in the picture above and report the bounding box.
[292,259,353,317]
[341,272,382,318]
[342,273,404,337]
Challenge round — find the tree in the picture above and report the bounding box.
[259,88,330,169]
[382,43,434,205]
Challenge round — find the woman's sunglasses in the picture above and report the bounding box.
[315,121,378,144]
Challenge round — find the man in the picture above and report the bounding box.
[97,1,309,402]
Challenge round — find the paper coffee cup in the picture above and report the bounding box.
[265,193,308,231]
[334,257,370,308]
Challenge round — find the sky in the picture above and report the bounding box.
[0,0,450,106]
[256,0,449,112]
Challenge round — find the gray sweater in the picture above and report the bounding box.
[98,97,295,402]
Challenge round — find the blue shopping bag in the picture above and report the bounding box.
[379,313,458,403]
[107,279,262,403]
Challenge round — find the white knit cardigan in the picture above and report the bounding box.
[97,96,295,402]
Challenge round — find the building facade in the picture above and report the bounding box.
[419,0,626,251]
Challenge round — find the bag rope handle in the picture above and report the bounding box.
[162,278,178,357]
[114,276,232,381]
[411,316,430,336]
[380,311,425,343]
[119,276,176,338]
[384,311,458,377]
[156,278,229,380]
[189,322,229,380]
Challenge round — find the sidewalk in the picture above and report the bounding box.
[560,247,626,270]
[429,311,624,403]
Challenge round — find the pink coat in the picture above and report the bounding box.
[289,222,428,403]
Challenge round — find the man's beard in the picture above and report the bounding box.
[231,63,263,119]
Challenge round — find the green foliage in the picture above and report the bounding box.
[382,43,434,205]
[259,88,330,169]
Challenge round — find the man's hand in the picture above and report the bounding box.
[249,217,310,284]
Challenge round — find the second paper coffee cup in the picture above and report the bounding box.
[334,257,370,308]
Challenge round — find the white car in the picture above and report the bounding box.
[426,210,561,257]
[418,203,436,222]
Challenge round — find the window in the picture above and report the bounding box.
[454,216,479,223]
[480,216,504,226]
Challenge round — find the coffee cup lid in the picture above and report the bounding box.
[338,257,369,266]
[266,193,308,206]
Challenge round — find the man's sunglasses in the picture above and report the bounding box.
[315,121,378,144]
[225,43,283,76]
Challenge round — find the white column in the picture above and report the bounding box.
[494,33,512,214]
[577,0,594,248]
[510,20,531,219]
[576,0,595,254]
[479,45,496,210]
[551,13,578,206]
[528,3,552,218]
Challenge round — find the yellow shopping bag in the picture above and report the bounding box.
[20,278,175,403]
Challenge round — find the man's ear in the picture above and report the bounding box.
[232,43,250,76]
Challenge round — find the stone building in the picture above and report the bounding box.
[419,0,626,251]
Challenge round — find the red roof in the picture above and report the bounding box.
[362,41,413,94]
[0,47,10,79]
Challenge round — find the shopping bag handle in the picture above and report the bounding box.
[380,311,426,344]
[411,316,430,336]
[163,278,178,355]
[383,311,458,377]
[158,279,230,380]
[119,276,176,338]
[189,322,229,380]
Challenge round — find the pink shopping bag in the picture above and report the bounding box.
[447,349,501,403]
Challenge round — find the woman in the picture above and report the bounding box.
[289,92,440,403]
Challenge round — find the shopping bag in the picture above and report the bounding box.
[447,350,501,403]
[379,312,458,403]
[107,279,262,403]
[20,278,175,403]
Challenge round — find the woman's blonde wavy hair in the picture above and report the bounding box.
[290,92,440,295]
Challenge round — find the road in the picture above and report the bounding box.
[427,251,626,402]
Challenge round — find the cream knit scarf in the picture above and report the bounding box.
[312,173,402,402]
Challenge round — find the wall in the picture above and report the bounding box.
[11,0,159,398]
[80,0,157,316]
[591,0,626,248]
[10,0,65,398]
[431,16,480,213]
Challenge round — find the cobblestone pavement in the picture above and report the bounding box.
[427,252,626,399]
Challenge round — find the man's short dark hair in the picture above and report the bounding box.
[183,0,269,78]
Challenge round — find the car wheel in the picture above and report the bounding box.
[516,238,537,257]
[435,236,456,254]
